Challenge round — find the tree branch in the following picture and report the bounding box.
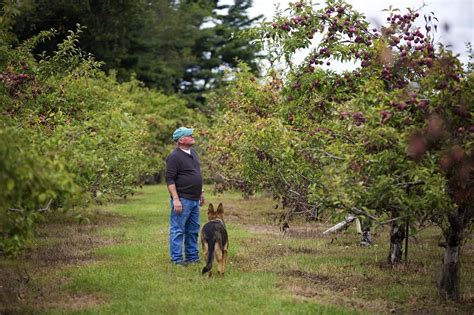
[350,207,378,220]
[321,150,345,161]
[396,180,425,188]
[8,199,53,213]
[377,215,407,226]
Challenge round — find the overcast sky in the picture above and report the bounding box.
[224,0,474,69]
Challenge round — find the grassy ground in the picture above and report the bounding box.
[1,184,473,314]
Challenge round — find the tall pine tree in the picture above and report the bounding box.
[181,0,263,95]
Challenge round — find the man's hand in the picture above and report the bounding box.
[173,198,183,214]
[199,193,205,207]
[167,184,182,214]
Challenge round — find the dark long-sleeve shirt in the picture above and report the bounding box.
[165,148,203,200]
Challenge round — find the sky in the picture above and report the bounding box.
[223,0,474,70]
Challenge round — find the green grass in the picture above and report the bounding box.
[40,186,356,315]
[1,185,472,314]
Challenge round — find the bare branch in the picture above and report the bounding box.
[377,215,408,226]
[321,150,345,161]
[350,207,378,220]
[396,180,425,188]
[288,189,301,196]
[216,172,246,184]
[37,199,53,213]
[276,169,289,186]
[7,199,53,213]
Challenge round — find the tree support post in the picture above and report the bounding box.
[404,218,409,262]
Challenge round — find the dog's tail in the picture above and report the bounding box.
[202,238,215,274]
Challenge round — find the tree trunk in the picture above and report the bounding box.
[438,211,464,300]
[359,217,372,247]
[439,241,460,300]
[360,229,372,247]
[387,221,405,265]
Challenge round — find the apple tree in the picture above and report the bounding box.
[207,0,472,300]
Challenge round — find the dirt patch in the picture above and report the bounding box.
[363,260,433,278]
[288,246,318,255]
[39,292,108,311]
[262,245,319,259]
[277,270,394,313]
[242,224,282,236]
[0,209,125,314]
[283,228,322,239]
[243,223,331,239]
[280,270,349,292]
[24,227,118,268]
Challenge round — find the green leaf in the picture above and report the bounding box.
[7,179,15,191]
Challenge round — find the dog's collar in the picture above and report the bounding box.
[209,218,225,226]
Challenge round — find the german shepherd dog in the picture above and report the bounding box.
[201,203,228,276]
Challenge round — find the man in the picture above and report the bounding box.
[165,127,205,265]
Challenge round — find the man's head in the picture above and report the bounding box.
[172,127,195,146]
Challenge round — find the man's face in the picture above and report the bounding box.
[178,135,195,146]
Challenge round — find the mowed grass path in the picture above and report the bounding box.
[2,185,473,314]
[38,185,354,314]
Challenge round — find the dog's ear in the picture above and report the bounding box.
[216,203,224,215]
[208,203,215,213]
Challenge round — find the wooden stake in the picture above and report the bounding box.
[405,218,409,262]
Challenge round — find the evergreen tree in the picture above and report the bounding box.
[181,0,263,95]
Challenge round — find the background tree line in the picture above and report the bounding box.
[6,0,262,106]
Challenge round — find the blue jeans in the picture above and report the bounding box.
[169,198,200,263]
